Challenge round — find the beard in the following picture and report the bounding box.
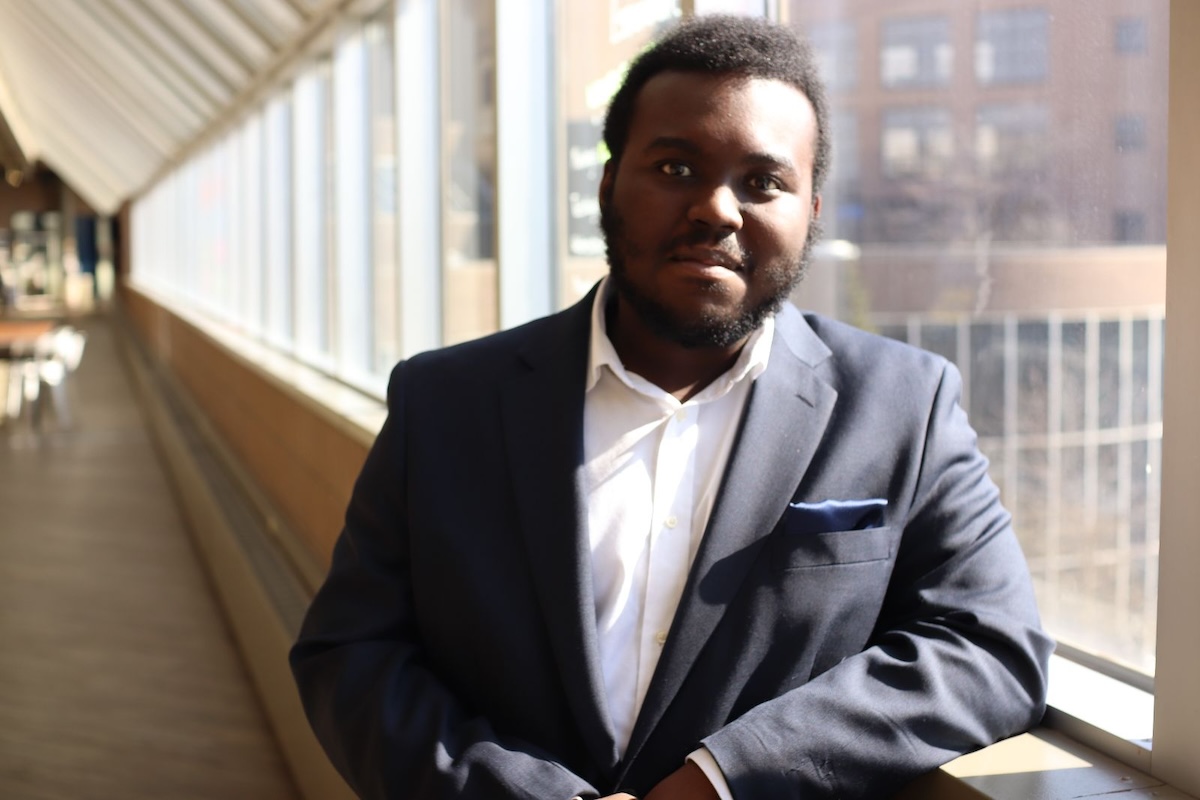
[599,199,822,349]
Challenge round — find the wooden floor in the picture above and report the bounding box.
[0,316,299,799]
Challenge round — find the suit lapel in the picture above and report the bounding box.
[621,306,838,768]
[501,289,621,773]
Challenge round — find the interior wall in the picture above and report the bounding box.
[121,285,370,575]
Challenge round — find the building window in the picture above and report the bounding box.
[1115,17,1147,54]
[828,111,861,241]
[976,8,1049,85]
[1115,114,1146,152]
[881,15,952,89]
[809,20,858,91]
[830,111,860,183]
[976,103,1049,174]
[1115,211,1147,243]
[881,107,954,178]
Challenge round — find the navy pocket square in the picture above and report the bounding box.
[786,498,888,533]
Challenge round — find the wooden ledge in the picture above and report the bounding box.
[897,728,1196,800]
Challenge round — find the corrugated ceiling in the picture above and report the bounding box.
[0,0,362,214]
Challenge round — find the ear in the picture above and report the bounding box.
[812,194,822,219]
[598,159,616,210]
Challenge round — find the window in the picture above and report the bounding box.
[1115,210,1147,243]
[367,11,399,379]
[881,15,952,89]
[830,111,860,183]
[1116,17,1147,54]
[828,111,862,240]
[442,0,498,346]
[333,24,373,384]
[1116,114,1147,151]
[558,0,681,307]
[809,20,858,90]
[238,113,265,338]
[291,62,333,368]
[694,0,769,14]
[790,0,1168,682]
[881,107,954,178]
[263,95,294,350]
[976,8,1050,85]
[976,104,1049,174]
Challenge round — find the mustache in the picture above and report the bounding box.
[659,228,754,271]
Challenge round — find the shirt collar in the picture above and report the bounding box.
[585,276,774,401]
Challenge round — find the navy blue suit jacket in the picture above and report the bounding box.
[290,288,1052,799]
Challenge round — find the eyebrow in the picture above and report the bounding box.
[644,136,798,174]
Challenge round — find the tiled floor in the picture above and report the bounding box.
[0,315,299,799]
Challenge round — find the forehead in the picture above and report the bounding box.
[626,71,818,163]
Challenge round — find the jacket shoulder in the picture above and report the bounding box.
[394,294,593,391]
[789,306,949,378]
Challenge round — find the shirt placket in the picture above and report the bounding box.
[635,402,699,709]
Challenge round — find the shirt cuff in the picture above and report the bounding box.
[687,746,734,800]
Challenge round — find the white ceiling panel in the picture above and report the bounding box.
[0,0,336,214]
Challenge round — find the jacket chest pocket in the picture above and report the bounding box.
[773,526,895,570]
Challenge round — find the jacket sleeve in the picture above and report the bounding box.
[701,362,1053,799]
[289,361,597,800]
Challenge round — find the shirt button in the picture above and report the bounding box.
[655,631,668,645]
[664,515,678,529]
[675,408,688,422]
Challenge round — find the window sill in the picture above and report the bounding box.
[125,281,388,447]
[898,654,1190,800]
[899,727,1194,800]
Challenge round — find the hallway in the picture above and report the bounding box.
[0,315,299,799]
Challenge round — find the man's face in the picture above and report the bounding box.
[600,71,822,349]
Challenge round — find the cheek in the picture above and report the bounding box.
[747,208,812,257]
[615,195,673,249]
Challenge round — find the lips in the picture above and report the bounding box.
[668,248,743,272]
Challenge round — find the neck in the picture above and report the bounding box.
[608,295,749,402]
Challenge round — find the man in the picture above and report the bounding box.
[290,15,1051,800]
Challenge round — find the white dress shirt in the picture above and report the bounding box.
[581,278,773,799]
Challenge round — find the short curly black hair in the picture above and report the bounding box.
[602,14,831,193]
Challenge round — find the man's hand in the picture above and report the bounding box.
[595,794,637,800]
[644,761,720,800]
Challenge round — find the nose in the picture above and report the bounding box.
[687,183,743,232]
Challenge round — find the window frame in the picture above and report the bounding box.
[1150,1,1200,793]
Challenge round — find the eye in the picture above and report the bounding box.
[747,174,784,193]
[658,161,693,178]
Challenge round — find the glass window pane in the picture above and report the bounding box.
[292,62,333,367]
[239,113,265,338]
[222,133,241,326]
[809,20,858,90]
[442,0,498,346]
[264,94,294,349]
[558,0,682,307]
[333,24,373,382]
[368,11,399,379]
[976,8,1049,85]
[881,15,952,89]
[788,0,1168,675]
